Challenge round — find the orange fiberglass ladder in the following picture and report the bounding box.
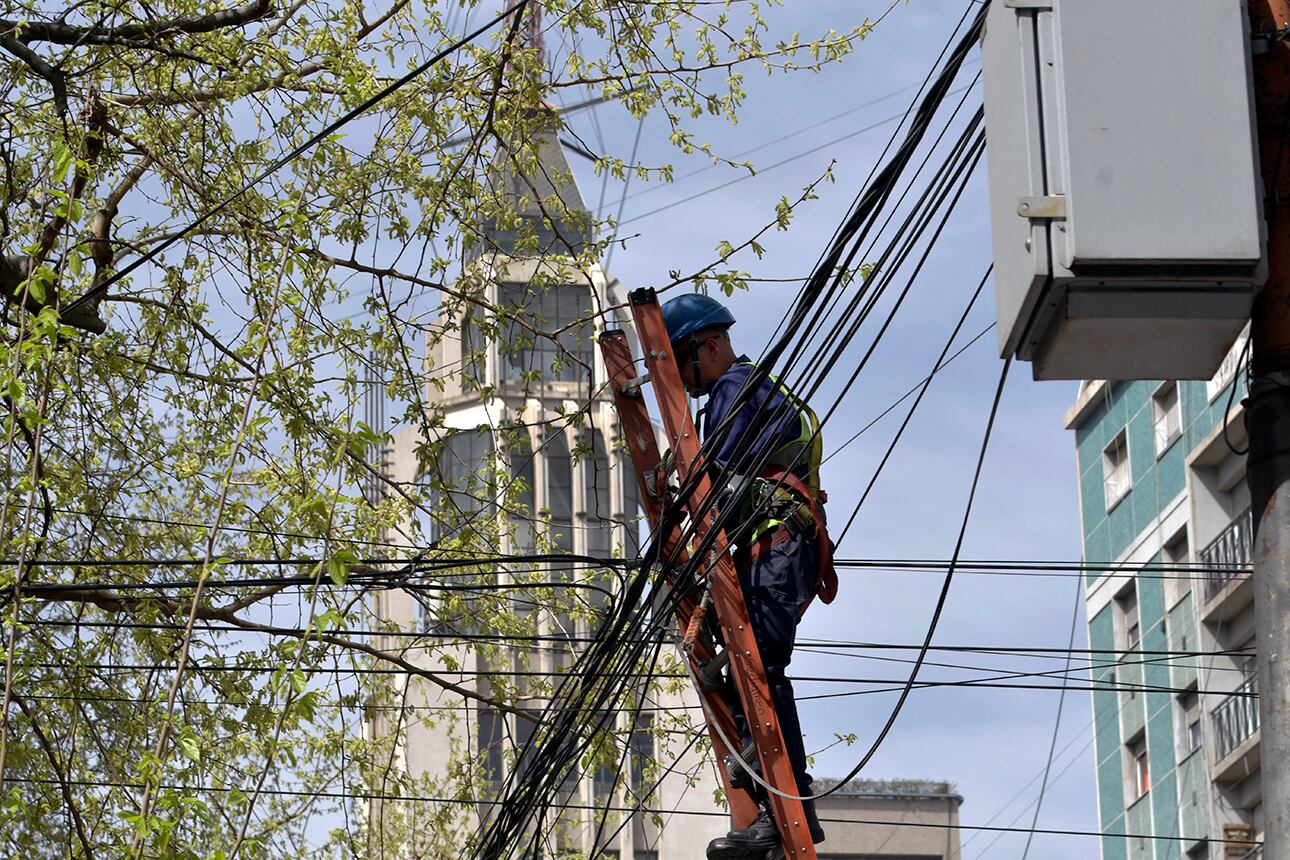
[599,287,817,860]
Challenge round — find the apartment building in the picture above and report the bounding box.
[1065,330,1262,860]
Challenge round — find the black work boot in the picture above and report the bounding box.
[802,798,825,844]
[723,753,753,790]
[755,799,825,850]
[706,801,780,859]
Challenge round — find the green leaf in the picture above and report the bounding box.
[51,141,72,183]
[177,734,200,762]
[26,274,46,305]
[325,555,349,586]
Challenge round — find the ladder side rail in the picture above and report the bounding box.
[598,329,759,828]
[626,289,817,860]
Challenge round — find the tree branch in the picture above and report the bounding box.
[1,0,273,46]
[107,0,407,108]
[12,695,96,859]
[32,588,541,724]
[0,33,67,116]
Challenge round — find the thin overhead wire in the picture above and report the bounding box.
[1020,570,1083,859]
[0,776,1257,849]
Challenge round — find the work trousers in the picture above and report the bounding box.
[726,526,820,795]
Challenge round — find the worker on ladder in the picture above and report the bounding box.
[660,294,838,859]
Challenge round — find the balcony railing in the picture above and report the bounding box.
[1212,673,1260,762]
[1200,507,1254,601]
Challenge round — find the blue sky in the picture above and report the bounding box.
[552,2,1098,856]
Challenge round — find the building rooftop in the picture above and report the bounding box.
[813,778,962,802]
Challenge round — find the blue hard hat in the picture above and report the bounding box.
[660,294,736,344]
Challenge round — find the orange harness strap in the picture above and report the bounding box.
[745,469,838,615]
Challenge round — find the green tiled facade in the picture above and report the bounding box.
[1071,364,1250,859]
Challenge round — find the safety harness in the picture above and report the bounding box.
[733,363,838,612]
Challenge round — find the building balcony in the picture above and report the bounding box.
[1200,507,1255,622]
[1222,823,1261,860]
[1211,673,1261,785]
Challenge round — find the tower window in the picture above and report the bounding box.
[499,283,594,382]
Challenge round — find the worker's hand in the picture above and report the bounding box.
[655,448,682,505]
[646,448,677,506]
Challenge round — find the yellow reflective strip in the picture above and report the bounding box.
[738,361,824,493]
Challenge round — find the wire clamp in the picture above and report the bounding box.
[1252,25,1290,56]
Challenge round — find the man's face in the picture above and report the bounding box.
[675,333,730,396]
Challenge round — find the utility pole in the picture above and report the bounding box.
[1247,2,1290,856]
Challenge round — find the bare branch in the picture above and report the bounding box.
[0,33,68,115]
[13,695,97,859]
[1,0,273,47]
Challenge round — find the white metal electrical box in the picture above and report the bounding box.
[981,0,1266,380]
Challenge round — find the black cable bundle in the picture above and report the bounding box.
[469,2,991,853]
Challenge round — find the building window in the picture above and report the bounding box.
[478,707,504,784]
[546,430,576,639]
[593,713,656,803]
[499,282,594,383]
[1103,430,1130,507]
[505,431,537,555]
[420,428,495,546]
[629,715,656,801]
[1176,689,1202,759]
[545,430,574,556]
[1163,529,1191,608]
[462,311,487,389]
[513,708,546,787]
[618,442,644,555]
[1152,381,1182,456]
[1118,586,1141,651]
[583,428,612,559]
[1126,734,1149,801]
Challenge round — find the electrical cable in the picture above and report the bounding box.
[22,617,1252,661]
[615,84,978,228]
[1020,562,1084,860]
[820,322,995,465]
[618,72,966,205]
[835,264,990,543]
[664,20,990,587]
[0,775,1258,848]
[10,1,1004,846]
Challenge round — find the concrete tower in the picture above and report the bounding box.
[369,125,726,857]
